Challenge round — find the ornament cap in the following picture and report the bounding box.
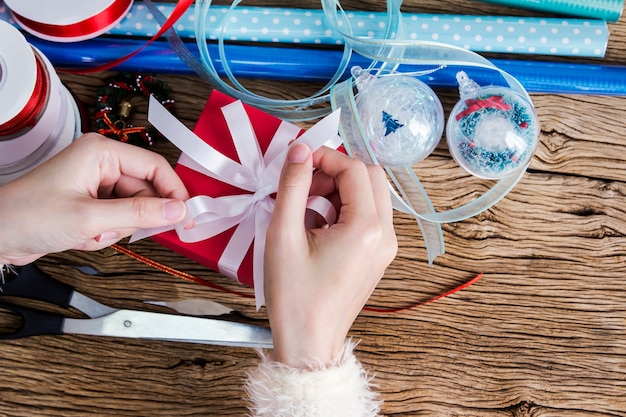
[351,66,376,91]
[456,71,481,100]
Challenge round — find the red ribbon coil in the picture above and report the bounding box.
[0,53,49,137]
[9,0,132,40]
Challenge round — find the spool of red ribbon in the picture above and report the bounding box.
[0,20,80,185]
[0,54,48,138]
[4,0,133,42]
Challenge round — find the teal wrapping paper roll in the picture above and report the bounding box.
[475,0,624,22]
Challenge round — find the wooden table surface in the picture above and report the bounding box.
[3,1,626,415]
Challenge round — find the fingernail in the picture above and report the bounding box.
[163,200,186,221]
[95,231,118,243]
[287,143,310,163]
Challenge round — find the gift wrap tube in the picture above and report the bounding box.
[28,35,626,97]
[0,1,609,57]
[475,0,624,22]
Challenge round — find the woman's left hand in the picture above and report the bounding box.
[0,133,189,265]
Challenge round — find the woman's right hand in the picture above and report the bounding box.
[264,144,398,368]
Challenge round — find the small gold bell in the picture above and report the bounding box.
[118,101,132,119]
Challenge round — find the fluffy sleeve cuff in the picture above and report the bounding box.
[245,339,381,417]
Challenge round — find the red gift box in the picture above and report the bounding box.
[137,89,343,309]
[149,89,350,291]
[151,91,294,288]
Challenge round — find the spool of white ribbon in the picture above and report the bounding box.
[0,20,80,185]
[0,19,39,139]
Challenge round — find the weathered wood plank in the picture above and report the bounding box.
[3,0,626,415]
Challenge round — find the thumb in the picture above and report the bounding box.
[271,143,313,230]
[92,197,187,232]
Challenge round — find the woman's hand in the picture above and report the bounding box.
[264,143,397,368]
[0,133,189,265]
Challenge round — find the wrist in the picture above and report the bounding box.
[271,328,346,369]
[267,307,351,368]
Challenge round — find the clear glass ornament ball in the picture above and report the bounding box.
[446,86,540,179]
[355,74,444,167]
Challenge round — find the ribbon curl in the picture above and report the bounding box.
[132,96,342,309]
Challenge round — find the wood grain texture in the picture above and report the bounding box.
[3,0,626,415]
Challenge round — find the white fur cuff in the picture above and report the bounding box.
[245,339,381,417]
[0,264,16,285]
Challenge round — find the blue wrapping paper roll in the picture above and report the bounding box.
[27,36,626,96]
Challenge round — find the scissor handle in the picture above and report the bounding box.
[0,300,65,339]
[1,264,74,308]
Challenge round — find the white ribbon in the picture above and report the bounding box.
[132,95,342,309]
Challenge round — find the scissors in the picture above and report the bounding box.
[0,264,273,348]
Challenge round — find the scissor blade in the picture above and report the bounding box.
[62,310,273,348]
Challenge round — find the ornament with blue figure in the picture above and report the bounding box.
[351,66,444,168]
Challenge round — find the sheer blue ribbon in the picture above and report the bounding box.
[145,0,537,263]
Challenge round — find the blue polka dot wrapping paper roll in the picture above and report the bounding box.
[0,2,605,58]
[116,4,608,57]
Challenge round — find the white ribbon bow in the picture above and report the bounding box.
[132,96,343,309]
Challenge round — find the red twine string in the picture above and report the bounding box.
[96,112,146,143]
[111,244,483,313]
[0,53,49,137]
[362,272,483,313]
[111,243,255,299]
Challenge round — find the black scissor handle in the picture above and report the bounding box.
[0,300,65,339]
[1,264,74,308]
